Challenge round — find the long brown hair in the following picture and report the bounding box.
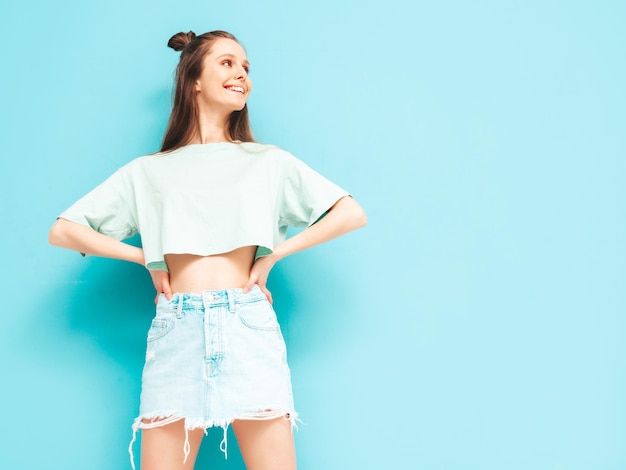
[161,30,254,152]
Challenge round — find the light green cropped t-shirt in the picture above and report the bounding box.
[59,142,349,271]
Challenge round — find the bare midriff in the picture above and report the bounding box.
[165,246,257,293]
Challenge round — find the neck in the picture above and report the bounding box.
[193,108,231,144]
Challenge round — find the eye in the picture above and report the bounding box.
[244,65,250,74]
[222,60,232,67]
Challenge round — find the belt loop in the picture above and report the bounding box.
[228,290,235,313]
[202,291,210,311]
[175,294,183,319]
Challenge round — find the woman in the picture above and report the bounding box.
[49,30,366,470]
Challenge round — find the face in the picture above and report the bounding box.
[195,38,252,114]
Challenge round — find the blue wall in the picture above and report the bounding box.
[1,1,624,468]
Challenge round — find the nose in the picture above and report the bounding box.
[234,65,247,80]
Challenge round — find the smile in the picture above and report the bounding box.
[225,86,245,94]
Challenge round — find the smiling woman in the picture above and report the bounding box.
[194,42,252,123]
[48,29,367,470]
[161,30,255,152]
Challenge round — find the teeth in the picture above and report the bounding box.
[227,86,244,93]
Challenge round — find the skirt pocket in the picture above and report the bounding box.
[147,317,175,342]
[237,300,280,331]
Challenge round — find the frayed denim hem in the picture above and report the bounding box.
[128,410,300,470]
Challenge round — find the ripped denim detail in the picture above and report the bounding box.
[128,409,300,470]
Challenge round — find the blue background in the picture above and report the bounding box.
[1,1,624,469]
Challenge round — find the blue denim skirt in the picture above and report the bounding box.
[129,285,297,466]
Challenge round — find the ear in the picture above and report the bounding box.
[195,80,201,92]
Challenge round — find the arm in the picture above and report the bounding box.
[49,218,172,302]
[48,218,144,265]
[244,196,367,301]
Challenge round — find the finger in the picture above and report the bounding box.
[243,274,257,294]
[256,280,272,304]
[162,280,173,301]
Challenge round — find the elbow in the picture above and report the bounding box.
[48,218,69,247]
[353,205,368,229]
[340,196,367,230]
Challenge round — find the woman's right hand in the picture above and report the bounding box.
[149,270,173,304]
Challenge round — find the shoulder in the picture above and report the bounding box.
[231,142,303,170]
[238,142,305,165]
[99,152,166,187]
[237,142,289,157]
[109,155,149,178]
[117,149,183,172]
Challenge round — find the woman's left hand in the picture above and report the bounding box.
[243,255,277,304]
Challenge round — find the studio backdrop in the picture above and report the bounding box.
[1,0,624,469]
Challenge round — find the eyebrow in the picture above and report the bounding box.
[217,53,250,67]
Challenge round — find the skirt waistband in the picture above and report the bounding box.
[157,284,267,312]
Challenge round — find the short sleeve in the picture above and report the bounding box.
[58,167,138,241]
[278,152,350,228]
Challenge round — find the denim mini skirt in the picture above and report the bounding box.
[129,285,297,466]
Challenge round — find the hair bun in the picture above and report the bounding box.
[167,31,196,51]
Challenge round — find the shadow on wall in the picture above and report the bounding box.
[24,243,344,468]
[42,258,249,468]
[27,254,335,468]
